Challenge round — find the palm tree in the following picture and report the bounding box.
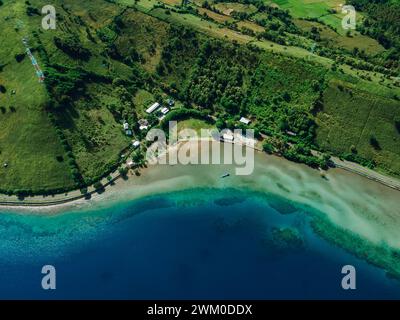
[132,151,146,168]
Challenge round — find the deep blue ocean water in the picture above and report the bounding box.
[0,187,399,299]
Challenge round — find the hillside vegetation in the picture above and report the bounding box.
[0,0,399,196]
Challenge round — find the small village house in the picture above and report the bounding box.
[126,160,135,168]
[239,117,251,125]
[132,140,140,149]
[146,102,160,114]
[167,99,174,107]
[222,133,234,142]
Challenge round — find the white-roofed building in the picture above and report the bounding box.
[222,133,234,142]
[146,102,160,114]
[132,140,140,148]
[126,160,135,168]
[239,117,251,125]
[161,107,170,115]
[123,122,129,130]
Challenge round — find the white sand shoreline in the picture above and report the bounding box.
[1,142,400,250]
[1,138,399,210]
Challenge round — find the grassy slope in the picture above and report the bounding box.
[136,0,398,94]
[33,0,132,182]
[131,0,400,177]
[293,19,385,55]
[271,0,345,30]
[0,0,399,193]
[115,7,169,73]
[272,0,385,53]
[0,0,75,192]
[316,78,400,176]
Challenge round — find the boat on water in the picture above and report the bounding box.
[220,173,230,178]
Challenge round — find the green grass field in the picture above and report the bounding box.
[177,119,214,134]
[272,0,332,18]
[134,89,156,116]
[316,79,400,176]
[214,2,258,15]
[294,19,385,55]
[53,82,130,183]
[0,0,76,193]
[272,0,354,34]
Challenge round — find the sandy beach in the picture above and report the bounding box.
[2,141,399,250]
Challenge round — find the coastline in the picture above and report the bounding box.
[1,139,400,211]
[1,186,399,298]
[2,142,399,247]
[1,141,400,282]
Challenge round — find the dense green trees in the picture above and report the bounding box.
[44,66,86,101]
[26,5,40,16]
[262,141,274,154]
[157,25,326,168]
[181,39,256,114]
[349,0,400,71]
[54,35,92,61]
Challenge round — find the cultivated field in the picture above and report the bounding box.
[316,80,400,176]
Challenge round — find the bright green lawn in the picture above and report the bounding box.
[272,0,331,18]
[0,0,75,192]
[177,119,214,135]
[134,89,156,117]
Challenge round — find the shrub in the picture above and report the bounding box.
[395,119,400,134]
[26,6,40,16]
[369,134,381,150]
[15,53,25,63]
[118,167,128,176]
[93,182,104,190]
[262,142,274,154]
[54,36,91,61]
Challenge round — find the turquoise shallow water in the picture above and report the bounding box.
[0,187,399,299]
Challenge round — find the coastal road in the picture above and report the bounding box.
[329,156,400,192]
